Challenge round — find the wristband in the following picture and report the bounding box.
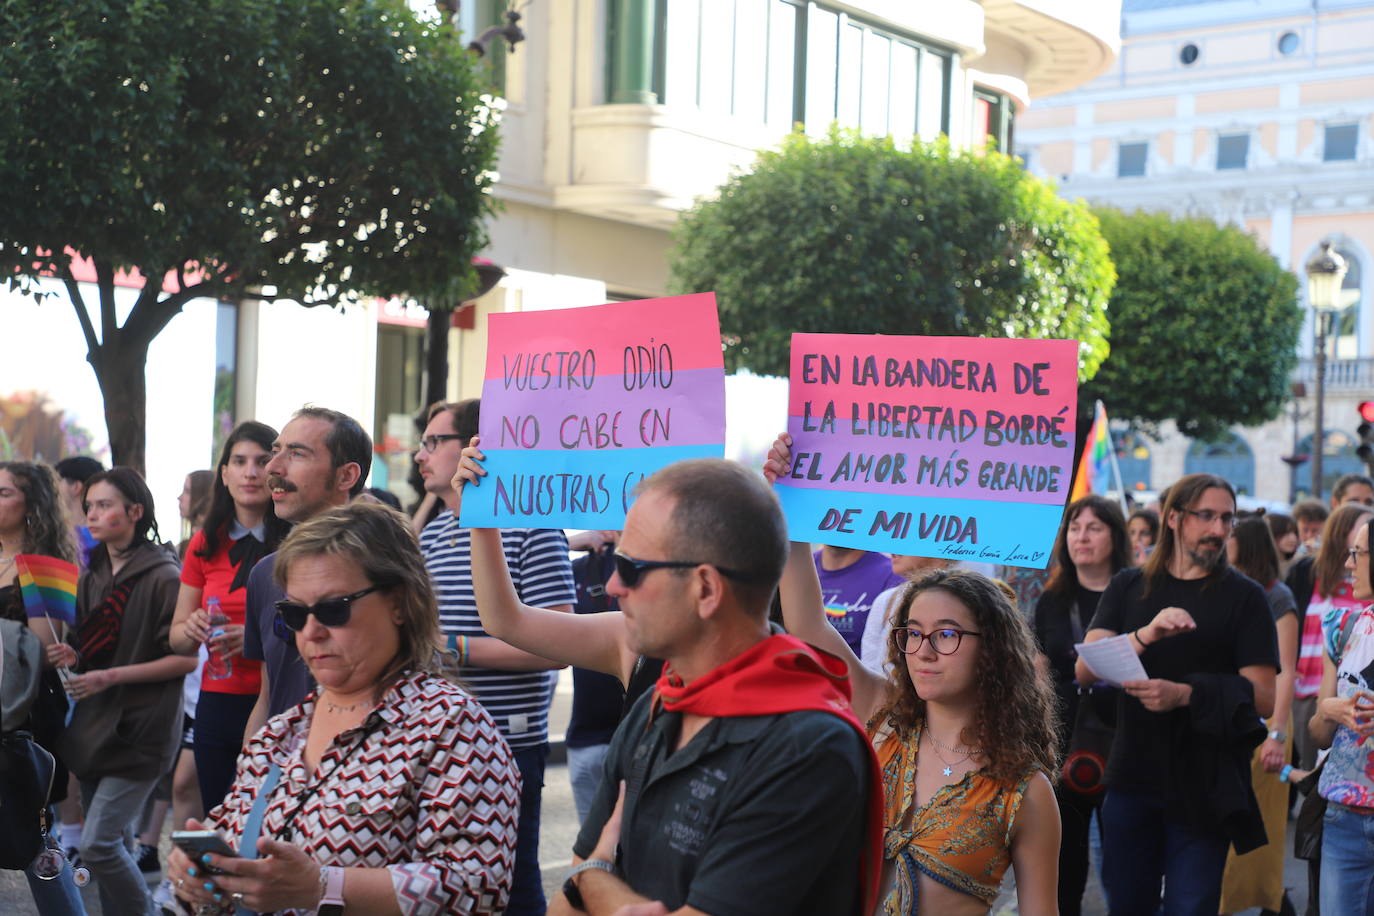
[459,635,469,666]
[1132,628,1151,648]
[317,865,345,916]
[1280,764,1294,783]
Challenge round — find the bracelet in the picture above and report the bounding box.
[1132,628,1151,648]
[1280,764,1294,783]
[458,635,469,666]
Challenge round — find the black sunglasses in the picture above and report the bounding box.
[613,552,752,589]
[273,584,382,632]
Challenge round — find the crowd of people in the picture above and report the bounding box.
[3,406,1374,916]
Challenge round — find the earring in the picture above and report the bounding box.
[25,513,36,529]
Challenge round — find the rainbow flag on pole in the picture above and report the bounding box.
[1070,400,1117,503]
[15,554,79,626]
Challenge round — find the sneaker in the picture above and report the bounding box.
[152,877,177,914]
[137,841,161,874]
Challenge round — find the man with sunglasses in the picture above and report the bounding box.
[1075,473,1279,916]
[240,406,371,743]
[415,399,576,916]
[554,458,880,916]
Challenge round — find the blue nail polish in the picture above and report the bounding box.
[187,867,197,877]
[203,882,215,891]
[214,892,224,902]
[201,854,212,864]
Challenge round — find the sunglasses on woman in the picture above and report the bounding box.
[273,584,382,632]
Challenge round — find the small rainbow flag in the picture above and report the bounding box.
[16,554,79,627]
[1070,400,1116,503]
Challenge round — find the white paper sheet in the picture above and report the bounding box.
[1074,634,1147,687]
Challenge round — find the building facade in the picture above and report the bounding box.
[1016,0,1374,503]
[5,1,1121,521]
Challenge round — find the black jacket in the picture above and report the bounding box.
[1170,672,1267,853]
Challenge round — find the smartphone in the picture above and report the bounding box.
[170,830,238,875]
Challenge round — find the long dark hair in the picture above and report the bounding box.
[1142,473,1235,594]
[1314,504,1372,599]
[199,421,289,558]
[0,461,76,564]
[1044,495,1132,597]
[83,467,159,553]
[1229,517,1282,587]
[876,569,1058,782]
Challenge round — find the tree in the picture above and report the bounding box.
[669,130,1115,380]
[1082,209,1302,441]
[0,0,499,472]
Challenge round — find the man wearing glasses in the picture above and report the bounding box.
[415,399,576,916]
[1076,473,1279,916]
[554,458,879,916]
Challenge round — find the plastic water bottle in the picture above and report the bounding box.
[206,597,233,680]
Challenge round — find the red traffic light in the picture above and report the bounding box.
[1361,401,1374,423]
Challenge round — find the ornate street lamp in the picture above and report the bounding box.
[1307,241,1348,499]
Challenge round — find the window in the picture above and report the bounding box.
[1118,141,1147,177]
[973,89,1015,152]
[212,302,238,461]
[1333,246,1362,359]
[655,1,951,141]
[1325,124,1358,162]
[1179,43,1200,65]
[1216,133,1249,170]
[1278,31,1300,55]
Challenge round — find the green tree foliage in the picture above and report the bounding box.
[1083,209,1301,441]
[0,0,498,471]
[669,130,1115,380]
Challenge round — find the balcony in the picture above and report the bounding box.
[1293,357,1374,392]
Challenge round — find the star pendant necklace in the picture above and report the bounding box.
[927,729,976,778]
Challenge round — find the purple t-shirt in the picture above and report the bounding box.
[814,550,906,654]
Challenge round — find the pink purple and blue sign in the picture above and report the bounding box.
[459,293,726,528]
[776,332,1078,568]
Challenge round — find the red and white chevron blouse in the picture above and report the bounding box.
[209,670,521,915]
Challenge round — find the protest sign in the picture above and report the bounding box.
[775,332,1078,568]
[459,294,726,528]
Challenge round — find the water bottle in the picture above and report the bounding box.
[206,596,233,680]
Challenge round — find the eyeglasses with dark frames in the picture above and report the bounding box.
[1349,547,1371,562]
[891,626,982,656]
[613,552,753,589]
[420,434,465,454]
[273,584,383,632]
[1179,508,1238,529]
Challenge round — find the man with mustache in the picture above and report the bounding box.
[239,406,372,743]
[1075,473,1279,916]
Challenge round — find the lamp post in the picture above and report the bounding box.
[1307,242,1348,499]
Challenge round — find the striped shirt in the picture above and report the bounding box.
[1296,580,1361,698]
[419,512,575,749]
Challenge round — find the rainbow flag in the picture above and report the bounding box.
[16,554,79,626]
[1070,400,1115,502]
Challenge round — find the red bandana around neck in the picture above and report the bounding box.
[653,633,884,915]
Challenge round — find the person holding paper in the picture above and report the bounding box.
[1075,473,1279,916]
[414,399,575,916]
[814,546,905,656]
[765,434,1061,916]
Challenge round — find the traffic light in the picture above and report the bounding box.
[1358,402,1374,470]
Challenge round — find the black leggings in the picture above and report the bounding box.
[193,690,258,814]
[1056,783,1103,916]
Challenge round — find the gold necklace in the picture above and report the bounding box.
[321,695,367,714]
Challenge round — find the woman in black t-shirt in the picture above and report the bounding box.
[1034,494,1132,916]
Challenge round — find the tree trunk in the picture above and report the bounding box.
[424,308,450,411]
[88,333,152,475]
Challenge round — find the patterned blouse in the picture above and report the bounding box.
[209,670,520,915]
[873,720,1031,912]
[1318,607,1374,811]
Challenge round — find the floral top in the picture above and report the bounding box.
[1319,607,1374,811]
[209,670,520,915]
[873,720,1031,911]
